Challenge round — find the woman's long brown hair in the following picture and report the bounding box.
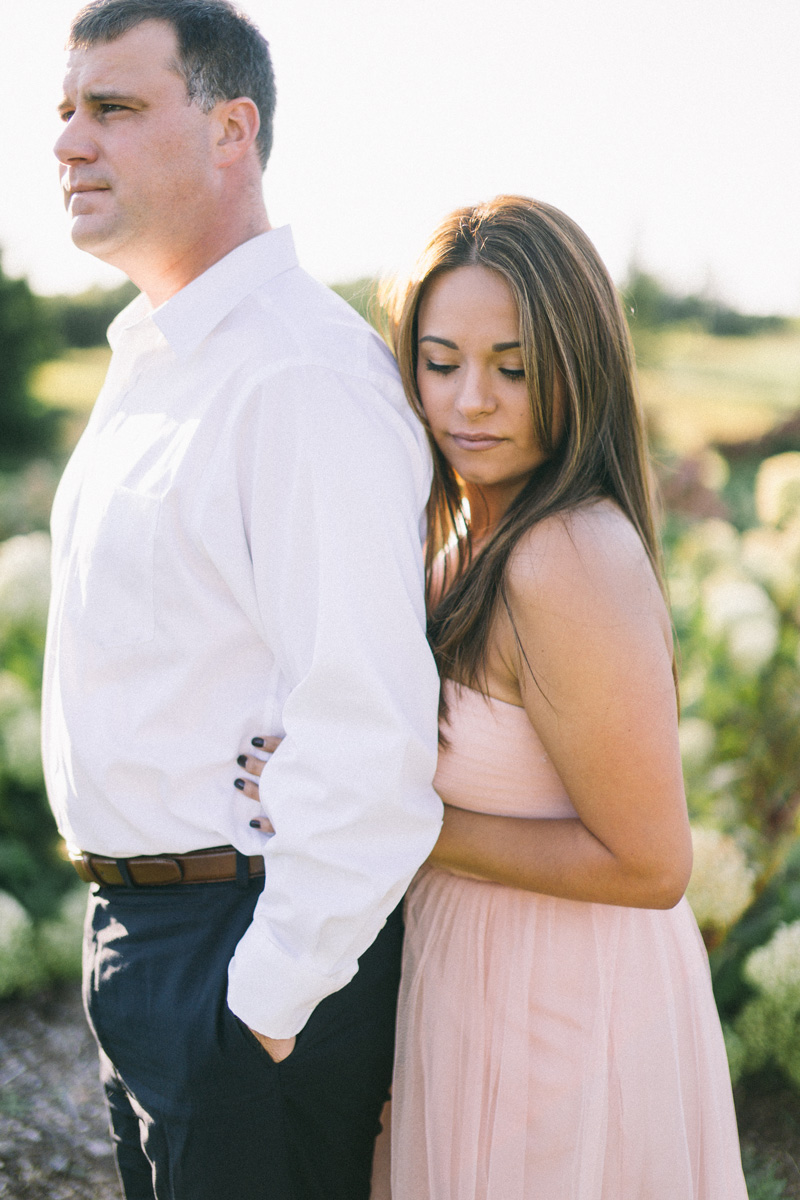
[383,195,671,696]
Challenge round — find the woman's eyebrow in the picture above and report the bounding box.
[419,336,458,349]
[417,338,522,350]
[418,336,521,351]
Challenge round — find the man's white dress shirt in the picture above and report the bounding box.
[42,227,442,1038]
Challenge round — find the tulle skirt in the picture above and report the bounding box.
[389,866,747,1200]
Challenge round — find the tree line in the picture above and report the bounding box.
[0,251,791,467]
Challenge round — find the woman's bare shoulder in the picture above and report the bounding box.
[505,500,667,630]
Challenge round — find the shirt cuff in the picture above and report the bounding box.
[226,917,357,1039]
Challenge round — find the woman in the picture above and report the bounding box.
[239,196,747,1198]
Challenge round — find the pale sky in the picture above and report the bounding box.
[1,0,798,312]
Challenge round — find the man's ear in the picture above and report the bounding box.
[214,97,261,167]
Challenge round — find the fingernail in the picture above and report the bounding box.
[249,819,262,829]
[237,754,248,768]
[234,778,245,790]
[251,737,265,747]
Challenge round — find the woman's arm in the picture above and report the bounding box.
[428,503,692,910]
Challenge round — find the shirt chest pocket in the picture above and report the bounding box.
[78,487,161,648]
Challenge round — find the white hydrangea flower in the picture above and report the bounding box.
[706,760,746,792]
[744,921,800,1001]
[702,573,779,672]
[686,825,756,931]
[755,453,800,527]
[0,531,51,634]
[0,891,32,952]
[678,717,716,769]
[3,705,43,784]
[727,613,781,672]
[741,525,800,607]
[703,573,775,632]
[674,519,741,577]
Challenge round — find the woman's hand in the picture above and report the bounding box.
[234,735,283,832]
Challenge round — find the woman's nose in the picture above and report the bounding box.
[455,370,497,419]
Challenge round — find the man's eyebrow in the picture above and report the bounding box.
[58,90,145,110]
[418,336,458,349]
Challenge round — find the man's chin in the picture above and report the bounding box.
[68,215,120,256]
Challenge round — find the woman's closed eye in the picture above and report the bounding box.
[422,362,525,380]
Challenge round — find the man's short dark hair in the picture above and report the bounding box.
[68,0,276,169]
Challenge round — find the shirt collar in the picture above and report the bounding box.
[107,226,299,357]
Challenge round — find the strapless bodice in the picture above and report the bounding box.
[433,680,576,819]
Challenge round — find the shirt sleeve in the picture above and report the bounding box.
[225,363,442,1038]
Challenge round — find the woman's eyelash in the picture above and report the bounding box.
[423,362,525,379]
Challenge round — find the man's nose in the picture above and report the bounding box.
[54,113,98,166]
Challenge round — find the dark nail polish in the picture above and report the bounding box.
[237,754,248,768]
[249,819,262,829]
[234,778,245,790]
[251,737,265,748]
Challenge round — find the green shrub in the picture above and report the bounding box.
[741,1145,793,1200]
[0,889,45,997]
[0,530,74,918]
[0,885,86,999]
[670,453,800,1091]
[0,254,61,465]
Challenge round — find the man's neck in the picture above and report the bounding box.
[120,208,272,309]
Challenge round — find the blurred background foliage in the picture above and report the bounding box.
[2,253,800,1131]
[0,255,62,468]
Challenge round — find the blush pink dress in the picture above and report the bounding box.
[389,682,747,1200]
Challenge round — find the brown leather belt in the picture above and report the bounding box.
[69,845,265,887]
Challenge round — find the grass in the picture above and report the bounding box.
[31,348,111,416]
[29,323,800,459]
[635,322,800,453]
[30,347,111,452]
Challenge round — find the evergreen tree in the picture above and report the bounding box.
[0,253,59,465]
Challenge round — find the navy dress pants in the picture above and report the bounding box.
[83,871,403,1200]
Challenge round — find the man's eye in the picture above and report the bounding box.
[100,104,127,114]
[60,109,75,122]
[424,361,457,375]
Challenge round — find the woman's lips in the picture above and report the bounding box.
[449,433,505,451]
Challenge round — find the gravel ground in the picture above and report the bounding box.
[0,987,121,1200]
[2,983,800,1199]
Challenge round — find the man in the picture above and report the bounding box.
[43,2,442,1196]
